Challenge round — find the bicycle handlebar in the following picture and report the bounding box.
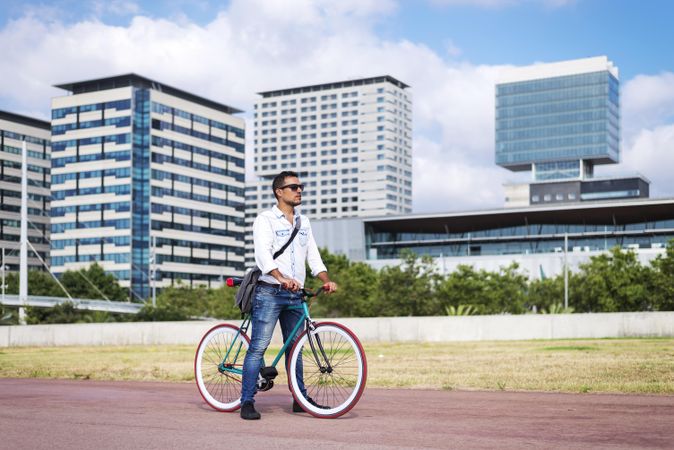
[226,277,242,287]
[225,277,325,298]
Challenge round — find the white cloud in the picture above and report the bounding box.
[413,136,511,212]
[0,0,672,215]
[622,124,674,198]
[622,72,674,137]
[610,72,674,200]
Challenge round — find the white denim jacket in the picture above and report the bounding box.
[254,205,327,287]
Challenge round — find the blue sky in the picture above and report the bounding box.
[391,1,674,80]
[1,0,673,212]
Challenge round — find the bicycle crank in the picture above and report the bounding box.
[257,366,278,392]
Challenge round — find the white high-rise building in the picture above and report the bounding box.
[50,74,245,300]
[0,111,51,272]
[245,76,412,263]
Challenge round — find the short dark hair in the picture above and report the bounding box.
[272,170,299,200]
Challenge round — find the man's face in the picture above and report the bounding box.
[276,176,303,207]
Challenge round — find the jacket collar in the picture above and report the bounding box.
[272,205,298,224]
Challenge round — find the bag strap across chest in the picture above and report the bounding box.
[273,215,302,260]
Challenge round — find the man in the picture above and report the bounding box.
[240,170,337,420]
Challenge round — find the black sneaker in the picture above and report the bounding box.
[293,396,330,413]
[240,401,261,420]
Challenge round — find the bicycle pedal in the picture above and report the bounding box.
[259,366,278,379]
[257,379,274,391]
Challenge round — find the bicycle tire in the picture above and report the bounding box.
[287,322,367,418]
[194,323,249,412]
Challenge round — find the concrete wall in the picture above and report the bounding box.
[1,312,673,347]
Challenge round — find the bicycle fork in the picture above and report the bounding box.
[306,320,333,374]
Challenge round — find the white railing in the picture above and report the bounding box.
[1,295,143,314]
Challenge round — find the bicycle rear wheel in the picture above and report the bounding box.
[287,322,367,418]
[194,323,249,411]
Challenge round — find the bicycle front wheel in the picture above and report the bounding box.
[287,322,367,418]
[194,323,249,412]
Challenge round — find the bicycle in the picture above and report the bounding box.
[194,278,367,418]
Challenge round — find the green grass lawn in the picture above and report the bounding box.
[1,338,673,394]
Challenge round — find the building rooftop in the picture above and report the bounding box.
[258,75,409,98]
[363,197,674,234]
[0,110,50,130]
[497,56,619,84]
[54,73,243,115]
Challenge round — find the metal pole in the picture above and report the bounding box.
[564,232,569,310]
[19,140,28,325]
[1,247,5,304]
[151,235,156,307]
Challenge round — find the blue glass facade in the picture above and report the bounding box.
[496,70,620,177]
[366,202,674,260]
[131,88,151,299]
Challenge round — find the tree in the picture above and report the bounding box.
[437,263,528,315]
[6,264,128,300]
[312,261,380,317]
[650,239,674,311]
[483,263,529,314]
[436,265,489,314]
[301,248,380,317]
[136,282,241,321]
[59,263,128,301]
[527,276,564,313]
[5,264,130,324]
[572,247,653,312]
[204,284,242,319]
[5,270,62,296]
[376,250,442,316]
[137,283,206,321]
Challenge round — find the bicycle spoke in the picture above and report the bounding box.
[289,324,365,417]
[195,324,248,411]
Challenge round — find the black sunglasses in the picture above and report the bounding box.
[278,183,305,192]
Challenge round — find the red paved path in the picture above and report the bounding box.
[0,378,672,449]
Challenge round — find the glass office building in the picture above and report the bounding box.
[496,56,620,181]
[50,74,245,300]
[364,199,674,259]
[310,199,674,278]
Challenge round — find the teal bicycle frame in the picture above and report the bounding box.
[218,297,323,377]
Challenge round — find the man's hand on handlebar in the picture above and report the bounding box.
[277,276,301,292]
[322,281,337,294]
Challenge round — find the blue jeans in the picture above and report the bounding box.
[240,284,307,404]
